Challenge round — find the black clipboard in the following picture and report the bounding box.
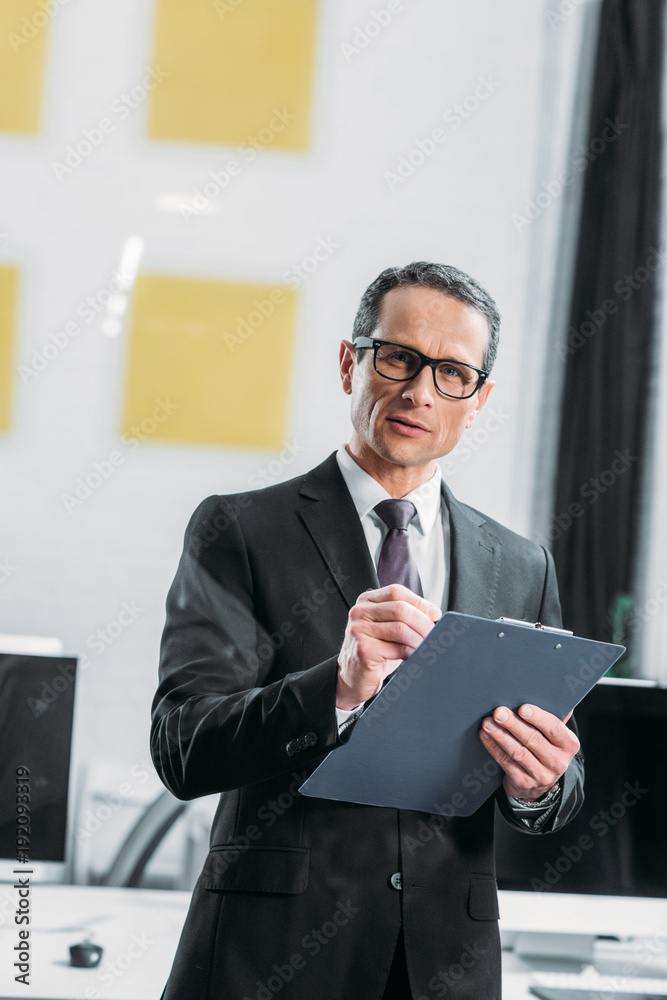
[299,612,625,816]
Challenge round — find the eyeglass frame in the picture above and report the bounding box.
[352,336,489,400]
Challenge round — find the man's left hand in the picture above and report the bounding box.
[479,704,580,801]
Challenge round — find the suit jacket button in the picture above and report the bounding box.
[305,732,317,747]
[286,741,296,756]
[389,872,402,890]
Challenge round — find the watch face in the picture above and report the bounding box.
[515,781,561,806]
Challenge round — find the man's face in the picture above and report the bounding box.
[340,285,495,476]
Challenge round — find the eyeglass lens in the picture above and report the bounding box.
[374,343,479,397]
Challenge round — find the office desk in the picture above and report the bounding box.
[499,891,667,999]
[2,885,666,999]
[0,885,190,1000]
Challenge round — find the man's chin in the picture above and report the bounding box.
[373,439,442,470]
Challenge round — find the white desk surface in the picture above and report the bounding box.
[499,889,667,937]
[0,885,190,1000]
[1,884,665,999]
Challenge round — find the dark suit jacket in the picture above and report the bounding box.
[151,453,584,1000]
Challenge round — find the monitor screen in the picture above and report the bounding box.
[0,653,77,862]
[495,680,667,898]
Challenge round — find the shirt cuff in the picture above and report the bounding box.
[336,703,364,735]
[506,780,562,829]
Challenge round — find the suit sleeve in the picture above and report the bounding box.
[495,545,585,834]
[150,497,341,800]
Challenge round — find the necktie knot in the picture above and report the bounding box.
[374,499,417,533]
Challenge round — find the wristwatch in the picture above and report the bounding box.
[511,778,562,808]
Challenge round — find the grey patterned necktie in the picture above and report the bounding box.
[374,499,424,597]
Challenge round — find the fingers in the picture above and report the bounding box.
[338,587,442,707]
[354,597,437,637]
[362,584,442,622]
[478,703,580,795]
[513,704,580,753]
[480,705,579,765]
[479,727,556,793]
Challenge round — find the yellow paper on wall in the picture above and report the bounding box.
[0,4,49,133]
[0,267,18,431]
[148,0,317,150]
[122,274,298,449]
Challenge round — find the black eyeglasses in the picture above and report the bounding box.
[353,337,488,400]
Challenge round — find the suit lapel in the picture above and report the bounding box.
[298,454,379,609]
[296,454,502,617]
[443,481,502,618]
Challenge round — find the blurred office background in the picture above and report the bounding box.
[0,0,665,893]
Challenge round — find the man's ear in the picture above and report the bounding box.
[465,380,495,429]
[340,340,356,395]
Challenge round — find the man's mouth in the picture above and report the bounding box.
[387,416,431,434]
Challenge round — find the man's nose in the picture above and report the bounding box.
[401,365,435,405]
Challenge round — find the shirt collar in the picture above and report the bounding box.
[336,444,442,535]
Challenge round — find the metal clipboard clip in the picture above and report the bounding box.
[496,617,574,636]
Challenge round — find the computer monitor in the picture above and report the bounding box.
[495,679,667,901]
[0,653,77,862]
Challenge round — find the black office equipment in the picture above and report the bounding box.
[496,680,667,899]
[0,653,77,861]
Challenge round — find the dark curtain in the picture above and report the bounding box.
[551,0,664,651]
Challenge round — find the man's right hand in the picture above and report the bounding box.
[336,584,441,710]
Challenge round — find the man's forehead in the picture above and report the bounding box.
[380,283,455,312]
[375,285,490,349]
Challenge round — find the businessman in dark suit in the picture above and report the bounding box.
[151,262,584,1000]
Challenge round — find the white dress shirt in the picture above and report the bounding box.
[335,443,449,609]
[334,444,448,728]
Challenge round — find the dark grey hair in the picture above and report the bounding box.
[351,261,501,373]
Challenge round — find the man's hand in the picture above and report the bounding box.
[336,584,441,710]
[479,704,580,801]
